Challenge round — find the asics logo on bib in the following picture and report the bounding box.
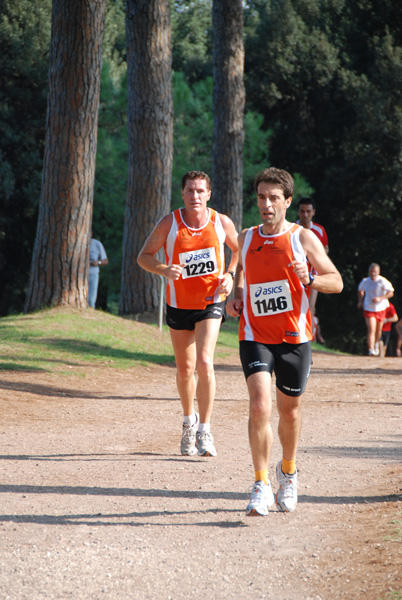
[185,251,211,263]
[255,285,283,297]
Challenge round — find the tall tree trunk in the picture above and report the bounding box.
[24,0,106,313]
[212,0,245,233]
[120,0,173,315]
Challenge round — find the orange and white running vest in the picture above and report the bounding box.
[239,223,313,344]
[164,208,226,309]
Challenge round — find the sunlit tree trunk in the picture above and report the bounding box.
[24,0,106,312]
[212,0,245,233]
[119,0,173,315]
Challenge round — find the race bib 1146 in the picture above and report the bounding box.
[249,279,293,316]
[179,247,218,279]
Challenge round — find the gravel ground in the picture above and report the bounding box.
[1,349,401,599]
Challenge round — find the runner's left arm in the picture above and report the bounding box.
[295,228,343,294]
[217,214,239,297]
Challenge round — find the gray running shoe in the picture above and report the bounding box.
[246,480,274,516]
[180,414,198,456]
[196,431,217,457]
[275,461,298,512]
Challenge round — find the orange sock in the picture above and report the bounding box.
[255,470,269,485]
[281,459,296,475]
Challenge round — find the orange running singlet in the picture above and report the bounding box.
[164,208,226,309]
[239,223,313,344]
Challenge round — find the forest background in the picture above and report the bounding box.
[1,0,402,354]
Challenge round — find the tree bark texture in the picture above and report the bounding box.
[212,0,245,233]
[120,0,173,315]
[24,0,106,312]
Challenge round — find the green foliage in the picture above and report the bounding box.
[172,72,291,225]
[103,0,127,78]
[0,0,51,315]
[171,73,214,207]
[93,61,128,308]
[0,0,127,315]
[91,0,127,308]
[172,73,211,202]
[242,111,272,225]
[171,0,213,82]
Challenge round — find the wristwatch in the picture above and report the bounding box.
[305,273,315,287]
[227,270,235,280]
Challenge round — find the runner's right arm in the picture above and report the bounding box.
[137,214,184,281]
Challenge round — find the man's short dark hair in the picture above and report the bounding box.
[254,167,294,199]
[181,170,211,191]
[297,197,316,210]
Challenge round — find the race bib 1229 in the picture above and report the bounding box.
[179,247,218,279]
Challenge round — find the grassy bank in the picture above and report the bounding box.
[0,307,337,375]
[0,308,239,374]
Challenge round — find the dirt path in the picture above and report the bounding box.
[1,350,401,599]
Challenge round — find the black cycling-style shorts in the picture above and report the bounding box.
[380,329,391,347]
[239,340,312,397]
[166,301,226,331]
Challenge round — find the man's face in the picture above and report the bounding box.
[181,178,211,210]
[298,203,315,226]
[257,182,291,229]
[369,265,380,280]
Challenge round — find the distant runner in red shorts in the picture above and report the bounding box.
[357,263,394,356]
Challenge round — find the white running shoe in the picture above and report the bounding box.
[275,461,298,512]
[180,414,198,456]
[246,480,275,516]
[196,431,217,457]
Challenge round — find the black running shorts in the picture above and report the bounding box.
[239,340,312,397]
[166,301,226,331]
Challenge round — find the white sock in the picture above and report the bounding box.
[198,422,210,433]
[183,412,196,426]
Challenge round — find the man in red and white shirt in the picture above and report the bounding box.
[297,198,329,253]
[379,302,398,357]
[296,198,329,338]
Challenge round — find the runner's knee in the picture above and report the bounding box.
[195,353,214,378]
[249,396,271,424]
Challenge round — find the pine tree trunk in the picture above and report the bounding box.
[119,0,173,316]
[212,0,245,233]
[24,0,106,312]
